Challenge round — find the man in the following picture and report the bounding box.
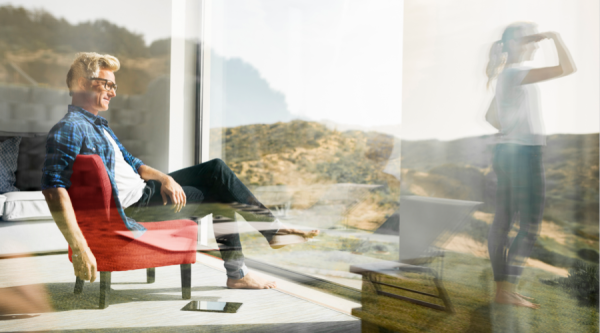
[42,52,318,289]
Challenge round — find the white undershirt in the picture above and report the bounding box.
[103,130,146,208]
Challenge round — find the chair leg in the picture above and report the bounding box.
[74,276,84,294]
[99,271,111,309]
[181,264,191,299]
[147,267,156,283]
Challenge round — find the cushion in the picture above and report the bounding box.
[0,137,21,193]
[0,136,46,191]
[0,194,5,216]
[1,191,52,222]
[15,136,46,191]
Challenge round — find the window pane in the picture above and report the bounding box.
[207,0,403,289]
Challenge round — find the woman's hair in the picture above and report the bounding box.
[66,52,120,95]
[486,22,536,88]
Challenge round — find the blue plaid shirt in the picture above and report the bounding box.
[42,105,147,237]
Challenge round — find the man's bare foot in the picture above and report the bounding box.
[269,227,320,249]
[226,272,277,289]
[495,290,540,309]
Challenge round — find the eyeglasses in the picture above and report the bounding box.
[88,77,118,92]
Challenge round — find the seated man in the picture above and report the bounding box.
[42,52,318,289]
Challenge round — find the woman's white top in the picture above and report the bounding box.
[103,130,146,208]
[495,65,546,146]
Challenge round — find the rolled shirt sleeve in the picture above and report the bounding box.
[41,121,82,190]
[123,148,144,173]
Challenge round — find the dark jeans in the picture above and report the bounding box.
[488,144,545,283]
[125,158,280,279]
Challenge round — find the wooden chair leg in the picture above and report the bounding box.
[147,267,156,283]
[181,264,191,299]
[99,271,111,309]
[74,276,84,294]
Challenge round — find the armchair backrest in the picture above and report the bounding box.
[67,155,130,254]
[68,155,112,221]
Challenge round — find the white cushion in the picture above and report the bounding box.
[1,191,52,221]
[0,194,5,216]
[0,220,68,255]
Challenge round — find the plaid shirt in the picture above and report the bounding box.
[42,105,146,237]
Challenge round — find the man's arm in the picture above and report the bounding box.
[42,121,97,281]
[42,187,97,282]
[138,165,186,212]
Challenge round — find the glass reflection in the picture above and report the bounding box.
[485,22,577,309]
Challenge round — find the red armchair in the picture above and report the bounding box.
[67,155,198,309]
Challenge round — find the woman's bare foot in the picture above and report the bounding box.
[226,272,277,289]
[269,227,320,249]
[495,290,540,309]
[514,292,535,301]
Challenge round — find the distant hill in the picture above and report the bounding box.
[0,5,149,57]
[0,5,170,94]
[400,133,599,225]
[215,120,598,230]
[209,53,296,128]
[212,120,401,229]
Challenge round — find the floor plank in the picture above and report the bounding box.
[0,254,359,332]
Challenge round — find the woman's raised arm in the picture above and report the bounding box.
[521,32,577,85]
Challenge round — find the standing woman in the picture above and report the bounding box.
[485,22,576,308]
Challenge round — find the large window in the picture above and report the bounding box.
[205,0,403,288]
[203,0,599,331]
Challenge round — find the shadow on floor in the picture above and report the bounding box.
[0,283,227,312]
[464,304,492,333]
[1,322,360,333]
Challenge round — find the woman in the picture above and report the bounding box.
[485,22,576,308]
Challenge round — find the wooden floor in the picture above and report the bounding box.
[0,254,359,333]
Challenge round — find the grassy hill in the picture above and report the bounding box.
[211,121,401,229]
[216,120,598,226]
[0,5,170,94]
[400,133,599,225]
[215,120,598,269]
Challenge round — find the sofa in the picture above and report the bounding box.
[0,135,68,257]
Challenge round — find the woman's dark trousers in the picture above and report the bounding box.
[488,144,545,283]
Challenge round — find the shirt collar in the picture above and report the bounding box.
[68,105,108,126]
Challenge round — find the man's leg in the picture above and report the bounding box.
[167,158,318,244]
[126,180,276,289]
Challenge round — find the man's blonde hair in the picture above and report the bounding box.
[66,52,120,94]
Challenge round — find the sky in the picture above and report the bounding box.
[4,0,598,140]
[400,0,599,140]
[209,0,404,130]
[209,0,598,140]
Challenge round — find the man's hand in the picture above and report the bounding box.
[160,176,187,213]
[72,247,97,282]
[43,187,97,282]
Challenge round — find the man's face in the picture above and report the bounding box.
[86,69,116,112]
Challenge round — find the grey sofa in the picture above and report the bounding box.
[0,135,67,257]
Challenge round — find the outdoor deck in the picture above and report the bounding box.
[0,253,360,332]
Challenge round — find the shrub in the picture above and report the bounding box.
[556,260,599,307]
